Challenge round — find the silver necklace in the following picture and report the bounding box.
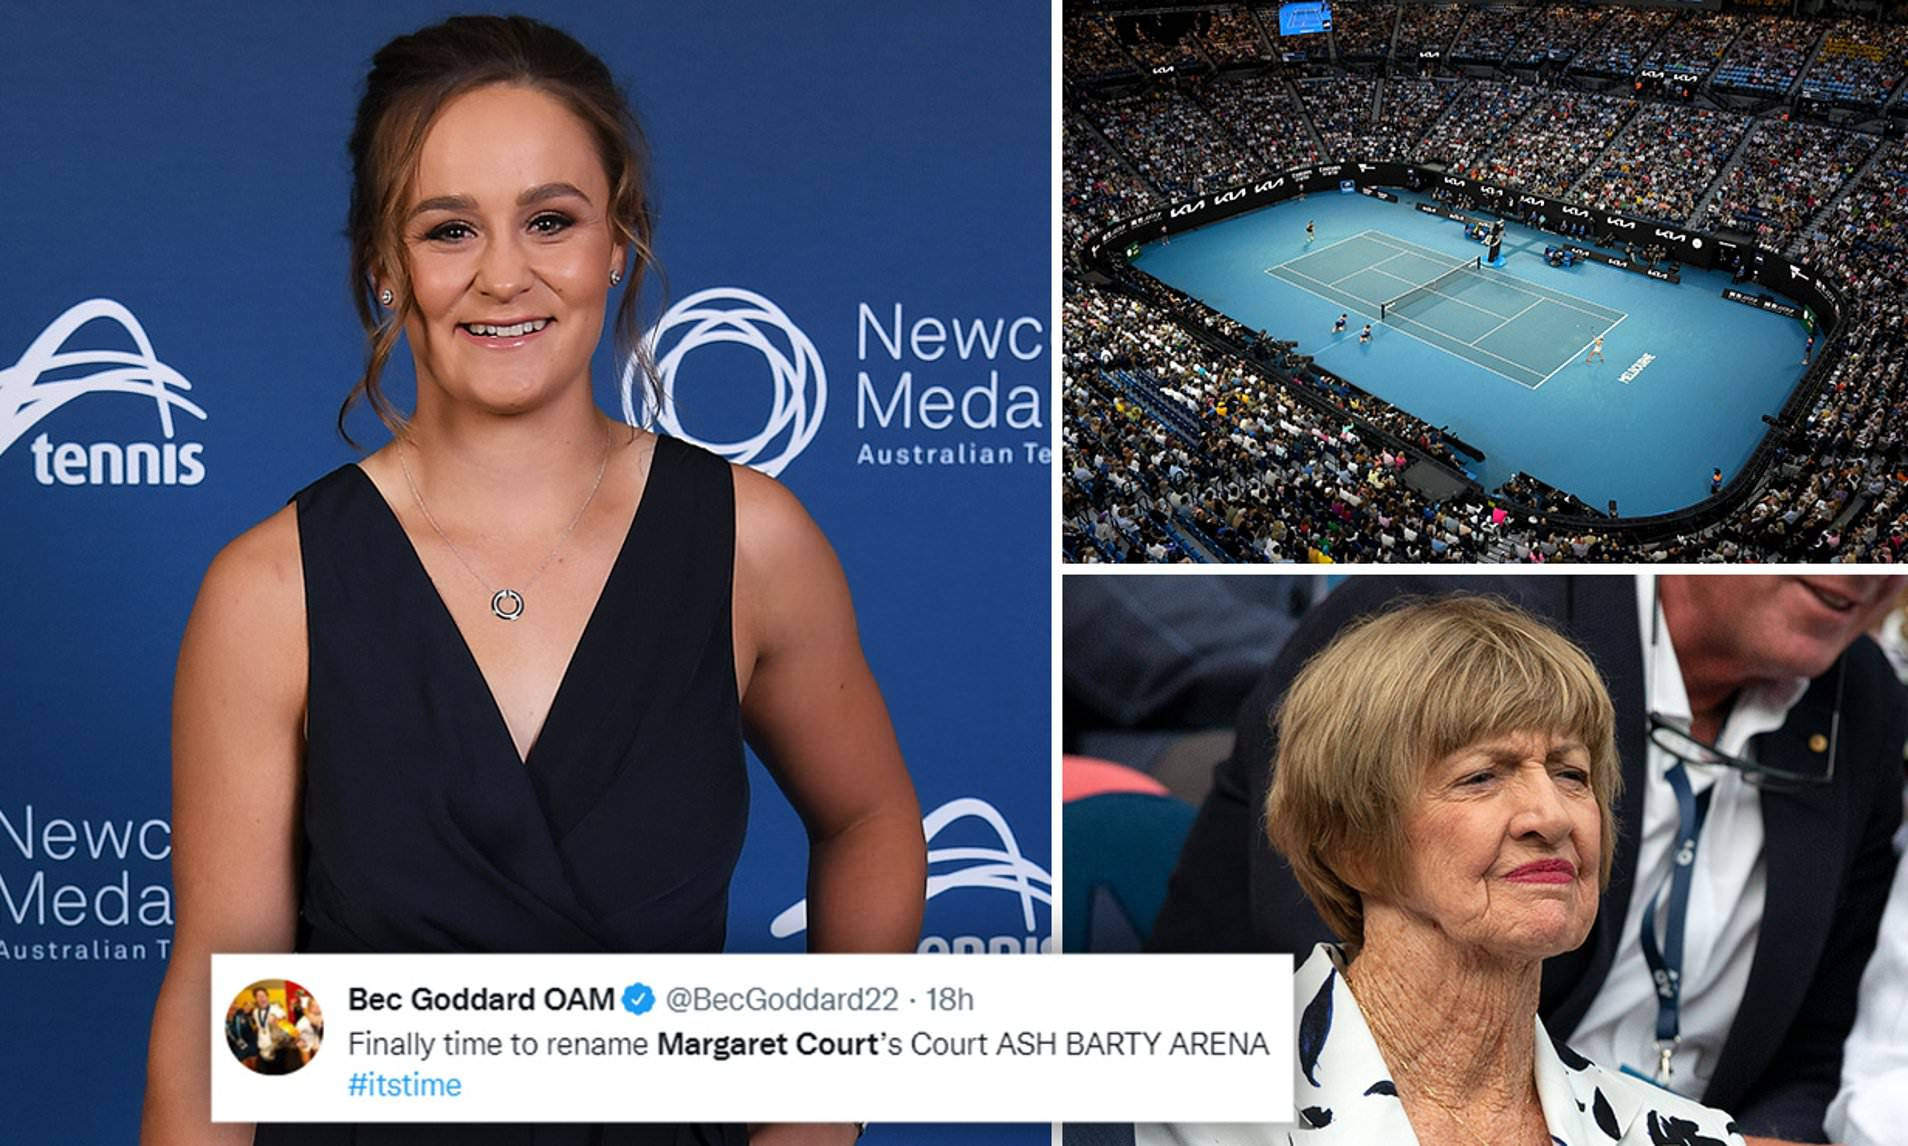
[397,423,613,622]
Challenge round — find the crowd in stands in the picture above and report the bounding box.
[1199,5,1272,66]
[1712,15,1817,94]
[1573,7,1674,76]
[1806,140,1908,299]
[1063,282,1518,563]
[1395,3,1467,61]
[1449,6,1525,62]
[1083,90,1257,201]
[1703,119,1875,249]
[1197,74,1321,172]
[1507,3,1602,67]
[1120,15,1210,73]
[1332,1,1397,59]
[1415,79,1544,175]
[1583,103,1744,224]
[1064,13,1137,81]
[1802,18,1908,106]
[1061,9,1905,563]
[1064,114,1159,228]
[1477,91,1635,198]
[1369,80,1460,164]
[1497,473,1602,519]
[1300,76,1378,160]
[1300,0,1617,66]
[1071,3,1905,104]
[1642,10,1743,77]
[1773,142,1908,562]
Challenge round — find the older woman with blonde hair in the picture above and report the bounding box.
[1142,595,1743,1145]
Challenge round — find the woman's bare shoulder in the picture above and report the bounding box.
[184,502,306,686]
[729,463,841,586]
[201,503,303,613]
[728,463,856,661]
[731,462,818,542]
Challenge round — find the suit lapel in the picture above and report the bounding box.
[1706,675,1843,1105]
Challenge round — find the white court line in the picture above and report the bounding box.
[1361,229,1626,324]
[1469,297,1544,347]
[1268,231,1411,281]
[1269,263,1543,389]
[1382,309,1548,388]
[1334,249,1417,285]
[1536,313,1629,389]
[1269,263,1384,316]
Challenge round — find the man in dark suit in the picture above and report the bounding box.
[1149,575,1907,1145]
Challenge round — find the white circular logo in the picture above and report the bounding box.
[621,287,825,477]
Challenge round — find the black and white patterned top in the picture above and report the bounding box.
[1138,944,1746,1146]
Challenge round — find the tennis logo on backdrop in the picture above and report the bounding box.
[769,796,1053,953]
[621,287,825,478]
[2,299,208,486]
[622,286,1048,474]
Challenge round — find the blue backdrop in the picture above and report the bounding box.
[0,3,1051,1141]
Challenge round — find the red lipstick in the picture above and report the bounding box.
[1504,858,1576,884]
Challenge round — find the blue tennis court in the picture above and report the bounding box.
[1269,231,1624,388]
[1133,190,1812,514]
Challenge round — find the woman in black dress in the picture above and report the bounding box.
[142,16,925,1145]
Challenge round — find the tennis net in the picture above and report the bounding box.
[1379,255,1482,322]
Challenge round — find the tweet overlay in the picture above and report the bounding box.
[210,954,1293,1123]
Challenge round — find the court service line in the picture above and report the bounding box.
[1382,309,1549,388]
[1336,249,1418,285]
[1469,297,1545,347]
[1535,314,1630,389]
[1268,264,1384,319]
[1268,234,1415,288]
[1269,232,1392,274]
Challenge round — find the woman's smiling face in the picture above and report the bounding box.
[396,83,623,415]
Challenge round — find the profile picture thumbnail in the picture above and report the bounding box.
[225,979,323,1075]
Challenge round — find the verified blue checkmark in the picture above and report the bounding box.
[621,982,655,1016]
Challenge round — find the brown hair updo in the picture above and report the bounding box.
[341,14,659,440]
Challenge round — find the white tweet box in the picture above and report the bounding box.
[211,953,1292,1123]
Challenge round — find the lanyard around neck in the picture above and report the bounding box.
[1636,760,1714,1087]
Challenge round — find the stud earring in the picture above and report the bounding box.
[610,268,623,286]
[378,287,395,307]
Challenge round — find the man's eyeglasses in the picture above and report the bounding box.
[1644,659,1844,789]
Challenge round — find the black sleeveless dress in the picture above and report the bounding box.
[259,435,750,1145]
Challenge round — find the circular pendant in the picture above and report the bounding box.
[491,589,525,621]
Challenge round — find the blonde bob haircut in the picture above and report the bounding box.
[1265,594,1620,951]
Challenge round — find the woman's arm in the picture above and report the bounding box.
[733,471,918,1146]
[142,506,308,1144]
[732,466,926,953]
